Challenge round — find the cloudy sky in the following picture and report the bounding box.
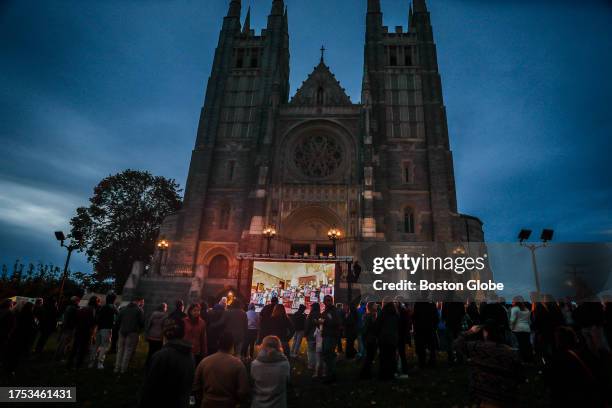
[1,0,611,275]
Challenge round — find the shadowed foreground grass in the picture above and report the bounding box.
[1,337,549,408]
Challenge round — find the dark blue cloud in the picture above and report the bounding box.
[1,0,610,274]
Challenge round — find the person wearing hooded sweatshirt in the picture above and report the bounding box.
[251,335,290,408]
[139,316,195,408]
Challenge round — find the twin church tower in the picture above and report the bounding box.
[128,0,485,305]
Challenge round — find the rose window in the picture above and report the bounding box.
[293,134,343,178]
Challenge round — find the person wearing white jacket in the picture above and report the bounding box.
[510,296,533,362]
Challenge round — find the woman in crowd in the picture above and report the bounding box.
[250,335,291,408]
[304,302,323,377]
[510,296,532,362]
[268,305,294,358]
[290,304,307,357]
[183,303,207,365]
[145,302,168,368]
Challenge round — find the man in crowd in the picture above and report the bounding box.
[321,295,341,383]
[90,292,117,369]
[413,301,439,368]
[139,316,195,408]
[54,296,79,361]
[454,319,523,407]
[114,296,144,374]
[33,296,58,357]
[193,331,249,407]
[67,295,99,369]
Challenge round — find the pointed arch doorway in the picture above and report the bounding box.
[281,205,344,256]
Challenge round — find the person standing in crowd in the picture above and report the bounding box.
[442,302,466,365]
[89,292,117,369]
[206,301,226,356]
[144,302,167,368]
[139,317,195,408]
[321,295,340,383]
[251,335,291,408]
[269,305,294,358]
[376,302,399,380]
[509,296,532,362]
[0,299,16,364]
[242,303,259,359]
[3,301,37,376]
[532,300,564,363]
[54,296,79,361]
[413,301,439,368]
[290,304,307,357]
[114,296,145,374]
[34,296,58,356]
[193,331,250,408]
[169,299,187,320]
[396,300,411,376]
[356,300,367,359]
[546,326,608,408]
[224,300,247,356]
[68,295,99,369]
[454,319,523,407]
[343,303,359,360]
[184,303,207,365]
[360,302,378,379]
[259,296,279,342]
[463,302,481,330]
[304,302,323,377]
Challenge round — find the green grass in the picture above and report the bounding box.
[1,337,549,408]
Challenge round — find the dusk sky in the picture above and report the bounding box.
[1,0,611,275]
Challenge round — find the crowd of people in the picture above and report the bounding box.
[1,292,611,407]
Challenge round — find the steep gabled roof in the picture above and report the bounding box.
[289,61,352,106]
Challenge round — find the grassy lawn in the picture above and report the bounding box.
[1,336,549,408]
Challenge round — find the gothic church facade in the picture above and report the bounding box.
[128,0,485,305]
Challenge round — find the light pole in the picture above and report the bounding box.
[518,228,554,299]
[263,226,276,255]
[156,239,169,274]
[54,231,79,303]
[327,227,342,257]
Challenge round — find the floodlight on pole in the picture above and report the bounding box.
[54,230,79,303]
[518,228,555,299]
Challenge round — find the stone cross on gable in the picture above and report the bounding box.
[320,45,326,63]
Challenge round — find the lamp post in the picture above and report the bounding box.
[54,231,79,303]
[156,239,169,273]
[327,227,342,257]
[518,228,554,299]
[263,226,276,255]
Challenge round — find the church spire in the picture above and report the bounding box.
[271,0,284,16]
[412,0,428,13]
[227,0,241,18]
[367,0,381,13]
[242,6,251,34]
